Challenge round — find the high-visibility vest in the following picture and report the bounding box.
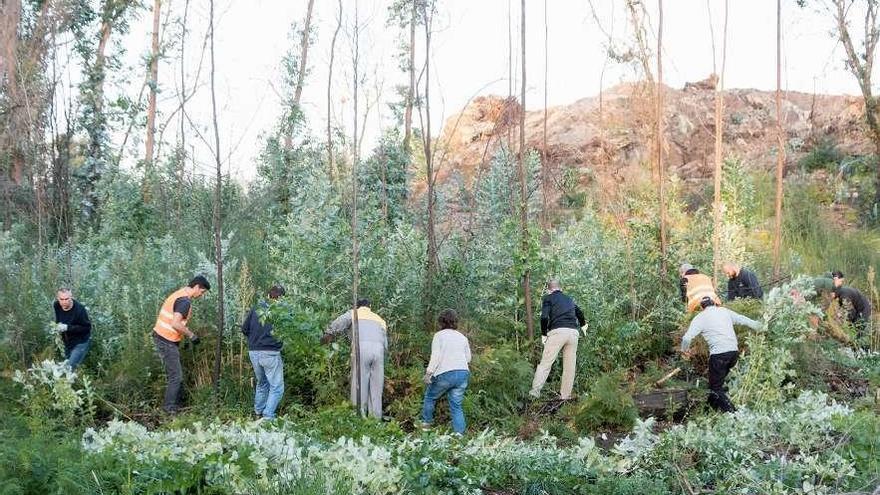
[153,287,195,342]
[684,273,721,312]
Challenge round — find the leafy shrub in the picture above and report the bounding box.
[12,359,95,430]
[573,370,637,432]
[799,137,843,172]
[463,345,533,430]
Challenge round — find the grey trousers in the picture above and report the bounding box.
[154,334,183,412]
[350,341,384,418]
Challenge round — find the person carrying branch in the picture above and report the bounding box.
[680,296,761,413]
[722,262,763,301]
[679,263,722,312]
[53,287,93,371]
[152,275,210,414]
[241,285,286,420]
[528,279,586,401]
[321,298,388,419]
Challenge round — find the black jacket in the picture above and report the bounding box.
[540,291,586,336]
[241,301,283,351]
[53,300,92,348]
[833,286,872,323]
[727,268,763,300]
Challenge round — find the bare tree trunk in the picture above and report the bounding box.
[403,0,416,155]
[772,0,785,277]
[286,0,315,149]
[351,0,363,416]
[657,0,668,281]
[208,0,225,395]
[626,0,655,85]
[423,2,439,333]
[177,0,190,227]
[712,0,729,286]
[144,0,161,201]
[519,0,535,342]
[2,0,23,185]
[327,0,342,183]
[830,0,880,207]
[541,0,549,236]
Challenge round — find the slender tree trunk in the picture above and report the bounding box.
[541,0,549,235]
[351,0,363,416]
[144,0,161,201]
[327,0,342,183]
[657,0,668,281]
[177,0,189,228]
[286,0,315,150]
[2,0,23,185]
[208,0,225,395]
[403,0,416,155]
[772,0,785,277]
[712,0,729,286]
[424,2,439,333]
[519,0,535,341]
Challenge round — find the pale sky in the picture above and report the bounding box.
[105,0,869,182]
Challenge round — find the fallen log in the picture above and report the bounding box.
[633,389,690,419]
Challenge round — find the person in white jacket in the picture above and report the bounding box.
[681,296,761,413]
[421,309,472,434]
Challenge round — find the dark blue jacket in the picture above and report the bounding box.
[53,300,92,348]
[540,291,586,336]
[727,268,763,300]
[241,301,282,351]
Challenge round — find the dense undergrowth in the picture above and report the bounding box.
[2,125,880,493]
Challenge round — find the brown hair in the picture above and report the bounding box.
[437,308,459,330]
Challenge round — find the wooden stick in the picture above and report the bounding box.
[655,367,682,388]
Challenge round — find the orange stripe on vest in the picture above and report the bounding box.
[684,273,721,312]
[153,287,194,342]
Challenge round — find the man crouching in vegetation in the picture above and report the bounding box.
[681,296,761,413]
[241,285,286,420]
[152,276,209,414]
[53,287,92,371]
[529,279,586,401]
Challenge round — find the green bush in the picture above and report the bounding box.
[799,137,843,171]
[573,370,637,432]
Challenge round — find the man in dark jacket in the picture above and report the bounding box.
[53,288,92,370]
[832,285,872,340]
[529,279,586,400]
[241,285,286,420]
[722,262,764,301]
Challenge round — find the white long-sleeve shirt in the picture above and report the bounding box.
[425,329,471,376]
[681,306,761,355]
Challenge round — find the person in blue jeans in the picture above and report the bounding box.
[421,309,472,434]
[53,288,93,371]
[241,285,286,419]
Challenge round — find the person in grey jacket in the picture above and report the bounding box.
[321,298,388,418]
[241,285,285,419]
[681,297,761,413]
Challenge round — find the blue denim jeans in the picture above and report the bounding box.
[249,350,284,418]
[422,369,470,434]
[65,340,91,371]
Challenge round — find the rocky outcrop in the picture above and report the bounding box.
[429,80,869,202]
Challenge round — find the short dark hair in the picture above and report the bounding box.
[699,296,715,309]
[437,308,459,329]
[831,270,845,279]
[356,298,370,308]
[189,275,211,290]
[268,285,285,298]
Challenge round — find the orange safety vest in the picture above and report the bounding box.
[684,273,721,312]
[153,287,195,342]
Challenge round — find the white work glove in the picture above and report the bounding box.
[580,322,588,337]
[56,323,68,332]
[423,372,433,385]
[541,335,548,346]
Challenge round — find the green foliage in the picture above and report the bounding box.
[798,137,843,172]
[573,370,638,432]
[464,345,533,429]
